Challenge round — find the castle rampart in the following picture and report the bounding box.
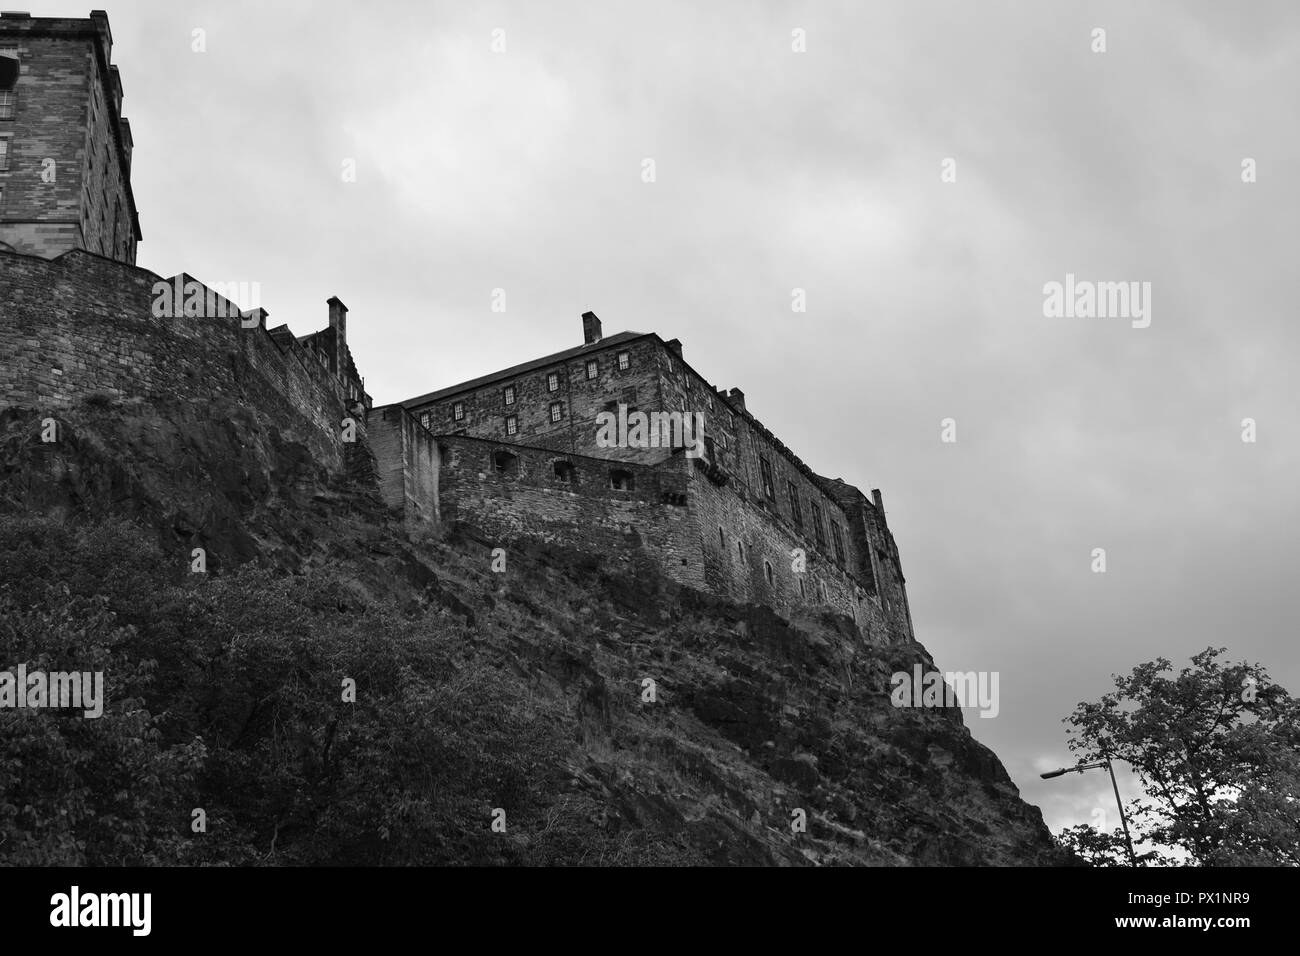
[0,247,369,471]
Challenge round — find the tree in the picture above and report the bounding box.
[1063,647,1299,866]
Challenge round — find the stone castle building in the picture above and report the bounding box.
[1,11,916,647]
[372,314,917,645]
[0,10,141,263]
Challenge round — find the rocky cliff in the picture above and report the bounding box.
[0,383,1065,865]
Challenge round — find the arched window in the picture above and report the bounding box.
[610,468,634,491]
[554,460,576,483]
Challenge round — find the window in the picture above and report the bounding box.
[503,385,516,406]
[798,578,806,599]
[764,561,774,585]
[718,527,725,548]
[610,468,635,491]
[811,502,826,547]
[547,371,560,392]
[0,133,11,172]
[787,481,803,527]
[493,451,519,475]
[617,351,630,371]
[549,401,563,423]
[683,375,691,390]
[554,460,575,483]
[759,457,775,501]
[707,394,713,411]
[505,415,518,436]
[737,540,745,561]
[0,49,17,121]
[831,524,845,564]
[452,401,465,422]
[585,359,598,380]
[666,356,673,373]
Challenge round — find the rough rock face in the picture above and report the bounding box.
[0,392,1065,865]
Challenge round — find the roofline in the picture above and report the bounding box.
[397,328,863,520]
[400,331,659,408]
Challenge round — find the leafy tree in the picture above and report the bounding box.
[1061,647,1299,866]
[1053,824,1133,867]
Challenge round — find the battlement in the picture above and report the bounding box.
[0,246,370,472]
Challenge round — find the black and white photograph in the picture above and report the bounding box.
[0,0,1295,939]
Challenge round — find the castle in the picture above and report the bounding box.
[0,11,915,646]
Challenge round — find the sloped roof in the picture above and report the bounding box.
[401,330,648,407]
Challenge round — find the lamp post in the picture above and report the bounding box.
[1042,757,1139,866]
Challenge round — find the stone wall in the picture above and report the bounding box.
[0,12,138,263]
[369,404,439,528]
[409,335,677,465]
[687,461,903,642]
[435,434,701,586]
[0,248,361,471]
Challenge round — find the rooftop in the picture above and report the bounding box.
[402,330,648,408]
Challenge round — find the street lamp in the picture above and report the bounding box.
[1042,757,1139,866]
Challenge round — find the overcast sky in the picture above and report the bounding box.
[39,0,1300,836]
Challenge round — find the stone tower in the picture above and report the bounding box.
[0,10,141,263]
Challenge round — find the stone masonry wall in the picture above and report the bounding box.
[687,462,899,643]
[0,14,137,263]
[411,336,674,465]
[0,248,359,470]
[369,403,439,528]
[435,434,702,587]
[0,32,93,259]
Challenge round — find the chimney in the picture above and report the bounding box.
[327,297,348,377]
[665,338,682,357]
[871,488,885,514]
[581,310,602,345]
[242,307,270,331]
[328,296,347,344]
[728,388,746,412]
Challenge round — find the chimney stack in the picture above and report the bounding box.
[665,338,683,357]
[581,310,602,345]
[328,296,347,346]
[242,307,269,331]
[871,488,885,514]
[728,388,746,412]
